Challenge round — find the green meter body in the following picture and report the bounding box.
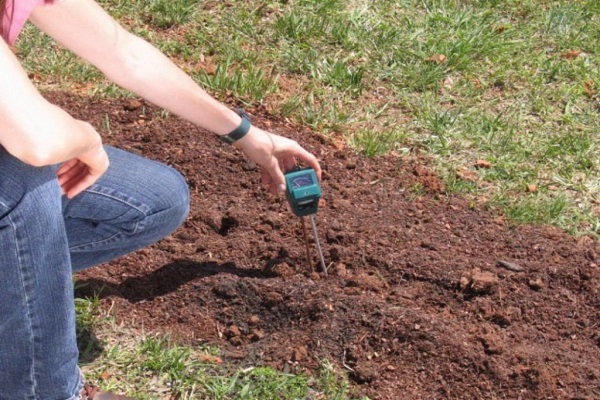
[284,168,322,217]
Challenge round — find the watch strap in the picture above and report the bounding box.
[219,108,251,144]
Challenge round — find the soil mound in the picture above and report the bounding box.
[51,93,600,400]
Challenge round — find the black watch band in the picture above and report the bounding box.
[219,108,251,144]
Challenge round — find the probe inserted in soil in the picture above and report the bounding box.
[284,168,328,276]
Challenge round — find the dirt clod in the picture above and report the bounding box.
[528,277,544,291]
[123,99,143,111]
[249,329,266,342]
[460,269,499,295]
[224,325,241,338]
[292,346,308,362]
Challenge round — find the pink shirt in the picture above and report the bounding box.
[1,0,58,45]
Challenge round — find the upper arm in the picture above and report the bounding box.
[0,36,97,166]
[0,39,58,162]
[29,0,134,75]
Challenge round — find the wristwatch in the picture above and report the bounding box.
[219,108,251,144]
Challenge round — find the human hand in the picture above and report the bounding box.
[56,143,109,198]
[234,126,321,194]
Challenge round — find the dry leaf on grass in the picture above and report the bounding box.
[475,159,492,169]
[456,168,479,182]
[425,54,447,64]
[560,50,581,60]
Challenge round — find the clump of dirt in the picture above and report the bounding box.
[49,92,600,400]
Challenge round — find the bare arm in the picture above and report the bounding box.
[0,36,108,197]
[0,38,103,166]
[29,0,245,136]
[30,0,321,193]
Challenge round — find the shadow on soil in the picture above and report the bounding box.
[75,259,278,303]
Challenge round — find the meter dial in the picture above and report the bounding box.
[290,173,314,189]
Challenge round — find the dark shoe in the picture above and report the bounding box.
[81,383,136,400]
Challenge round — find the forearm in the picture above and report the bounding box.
[101,33,242,136]
[30,0,241,137]
[1,105,102,167]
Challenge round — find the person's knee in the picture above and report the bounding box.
[171,170,190,228]
[156,166,190,232]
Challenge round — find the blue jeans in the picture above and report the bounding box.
[0,145,189,399]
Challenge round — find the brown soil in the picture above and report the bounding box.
[49,92,600,400]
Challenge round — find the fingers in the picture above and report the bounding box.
[273,135,321,179]
[56,158,79,176]
[56,150,108,198]
[281,156,296,173]
[263,159,286,195]
[57,160,86,192]
[59,163,104,198]
[271,162,286,194]
[291,145,322,180]
[267,151,320,194]
[238,127,321,193]
[261,168,271,187]
[59,163,89,198]
[64,171,101,198]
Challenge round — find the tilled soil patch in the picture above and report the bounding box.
[49,92,600,400]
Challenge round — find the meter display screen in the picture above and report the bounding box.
[290,173,315,189]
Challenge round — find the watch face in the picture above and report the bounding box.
[290,173,315,189]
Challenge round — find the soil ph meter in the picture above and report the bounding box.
[284,168,328,275]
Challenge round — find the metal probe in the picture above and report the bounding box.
[309,214,328,276]
[301,217,312,267]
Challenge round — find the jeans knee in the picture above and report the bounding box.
[67,163,190,270]
[171,178,190,230]
[156,166,190,233]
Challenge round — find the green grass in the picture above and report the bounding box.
[15,1,600,395]
[75,297,364,399]
[19,0,590,236]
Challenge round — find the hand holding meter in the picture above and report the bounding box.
[284,168,328,275]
